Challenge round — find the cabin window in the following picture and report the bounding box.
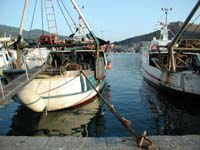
[149,53,168,70]
[192,54,200,72]
[149,54,158,67]
[76,52,95,70]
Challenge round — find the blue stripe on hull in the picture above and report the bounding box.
[42,74,104,100]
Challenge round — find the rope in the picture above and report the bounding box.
[184,13,200,35]
[28,0,38,38]
[56,0,74,33]
[41,0,44,35]
[35,78,42,93]
[60,0,77,27]
[80,70,154,149]
[25,62,30,82]
[193,23,200,33]
[38,72,81,95]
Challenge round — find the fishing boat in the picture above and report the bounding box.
[16,0,110,112]
[141,2,200,98]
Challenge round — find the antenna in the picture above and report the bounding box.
[161,7,172,25]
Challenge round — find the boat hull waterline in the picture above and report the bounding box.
[18,71,106,112]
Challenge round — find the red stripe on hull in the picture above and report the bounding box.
[143,68,161,81]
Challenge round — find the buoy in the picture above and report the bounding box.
[107,62,112,70]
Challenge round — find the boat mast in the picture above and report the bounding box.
[71,0,100,57]
[168,0,200,72]
[19,0,29,36]
[161,7,172,41]
[15,0,29,69]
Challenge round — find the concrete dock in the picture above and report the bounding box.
[0,135,200,150]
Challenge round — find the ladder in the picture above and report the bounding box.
[44,0,59,44]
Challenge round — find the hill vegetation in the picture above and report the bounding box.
[0,24,51,41]
[113,22,200,53]
[1,22,200,52]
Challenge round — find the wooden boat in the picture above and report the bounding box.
[16,0,110,112]
[141,2,200,98]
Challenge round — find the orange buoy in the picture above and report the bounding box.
[107,62,112,70]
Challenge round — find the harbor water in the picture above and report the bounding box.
[0,53,200,137]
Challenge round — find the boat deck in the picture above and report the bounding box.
[0,66,45,105]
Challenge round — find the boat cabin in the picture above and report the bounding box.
[46,50,106,72]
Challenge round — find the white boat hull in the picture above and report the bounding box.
[25,48,49,61]
[18,71,106,112]
[141,51,200,96]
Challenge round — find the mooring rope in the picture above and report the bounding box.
[80,70,155,149]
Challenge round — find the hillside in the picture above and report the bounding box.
[1,23,200,52]
[0,25,70,42]
[114,22,200,52]
[0,25,52,40]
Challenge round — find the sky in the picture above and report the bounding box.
[0,0,199,42]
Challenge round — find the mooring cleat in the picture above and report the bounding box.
[138,130,147,147]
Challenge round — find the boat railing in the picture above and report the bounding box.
[173,39,200,52]
[176,39,200,49]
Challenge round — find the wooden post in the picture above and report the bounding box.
[170,47,176,72]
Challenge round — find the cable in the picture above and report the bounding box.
[191,14,200,33]
[29,0,38,38]
[192,23,200,33]
[41,0,44,35]
[60,0,77,27]
[184,13,200,34]
[56,0,74,33]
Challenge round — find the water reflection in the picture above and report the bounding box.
[8,98,104,136]
[141,80,200,135]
